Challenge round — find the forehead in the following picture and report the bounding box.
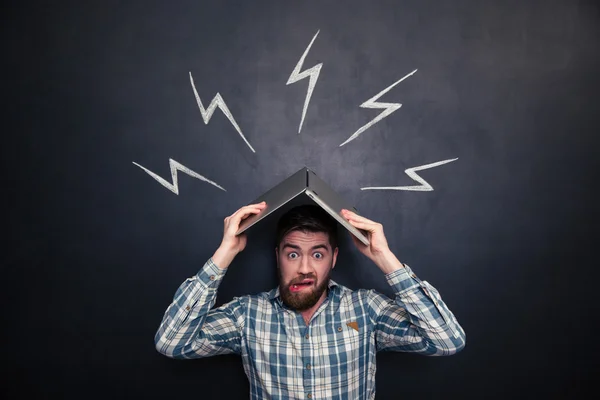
[280,230,330,249]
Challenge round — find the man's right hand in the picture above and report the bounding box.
[212,201,266,270]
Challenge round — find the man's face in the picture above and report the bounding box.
[276,230,338,311]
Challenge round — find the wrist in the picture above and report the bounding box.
[372,249,404,275]
[212,246,238,270]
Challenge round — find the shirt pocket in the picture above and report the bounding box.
[333,318,371,375]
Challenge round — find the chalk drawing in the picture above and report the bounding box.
[287,30,322,133]
[189,72,255,153]
[133,33,459,197]
[340,69,418,147]
[133,159,226,194]
[361,158,458,191]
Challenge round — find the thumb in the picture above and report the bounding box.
[237,233,248,251]
[350,233,368,251]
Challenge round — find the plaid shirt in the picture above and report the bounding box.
[155,258,466,399]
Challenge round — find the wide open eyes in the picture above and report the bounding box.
[287,251,324,260]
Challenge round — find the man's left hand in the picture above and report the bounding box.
[341,209,404,274]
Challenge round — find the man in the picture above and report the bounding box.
[155,202,466,399]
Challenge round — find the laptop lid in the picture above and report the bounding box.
[236,168,308,236]
[304,168,370,246]
[235,167,370,246]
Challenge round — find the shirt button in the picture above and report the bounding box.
[337,326,343,332]
[209,275,215,281]
[307,394,312,399]
[185,306,190,311]
[306,364,311,370]
[305,334,309,339]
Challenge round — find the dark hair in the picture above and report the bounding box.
[276,205,338,249]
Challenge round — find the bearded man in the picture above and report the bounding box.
[155,202,466,399]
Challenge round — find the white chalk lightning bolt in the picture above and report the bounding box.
[287,30,322,133]
[189,72,255,153]
[340,69,418,147]
[132,159,226,194]
[361,158,458,191]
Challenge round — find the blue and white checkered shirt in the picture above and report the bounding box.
[155,258,466,399]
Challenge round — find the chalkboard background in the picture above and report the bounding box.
[3,0,599,398]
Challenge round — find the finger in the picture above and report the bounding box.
[231,207,263,224]
[236,202,266,214]
[224,209,263,237]
[247,201,267,208]
[342,209,377,225]
[345,217,380,233]
[342,210,378,227]
[350,233,368,249]
[229,202,266,219]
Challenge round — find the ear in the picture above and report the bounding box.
[332,247,339,269]
[275,246,280,268]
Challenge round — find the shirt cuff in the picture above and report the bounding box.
[385,263,422,294]
[196,257,228,288]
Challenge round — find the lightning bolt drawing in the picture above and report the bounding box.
[189,72,255,153]
[287,30,322,133]
[361,158,458,191]
[340,69,418,147]
[132,158,226,194]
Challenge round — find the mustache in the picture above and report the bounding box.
[289,274,317,285]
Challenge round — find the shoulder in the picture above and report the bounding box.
[228,289,277,311]
[332,281,377,309]
[334,281,379,301]
[335,283,393,319]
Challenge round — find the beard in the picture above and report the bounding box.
[278,267,332,311]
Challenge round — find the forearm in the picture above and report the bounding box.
[377,266,466,355]
[154,258,228,358]
[371,249,404,275]
[211,246,237,270]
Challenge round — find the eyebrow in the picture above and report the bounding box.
[282,243,329,252]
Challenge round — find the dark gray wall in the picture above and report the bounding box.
[3,0,599,398]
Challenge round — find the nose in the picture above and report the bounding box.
[298,256,312,274]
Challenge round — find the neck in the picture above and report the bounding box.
[299,289,328,325]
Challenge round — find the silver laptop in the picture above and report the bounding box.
[236,167,370,246]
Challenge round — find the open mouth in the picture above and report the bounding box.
[290,280,314,292]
